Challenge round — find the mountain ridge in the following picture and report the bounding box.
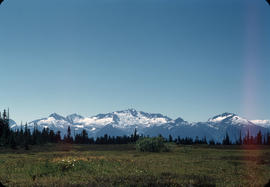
[9,109,270,142]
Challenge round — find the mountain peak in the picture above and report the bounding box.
[117,108,138,113]
[112,109,139,117]
[66,113,84,123]
[208,112,253,126]
[66,113,83,119]
[49,113,66,120]
[208,113,237,123]
[218,112,236,117]
[175,117,185,124]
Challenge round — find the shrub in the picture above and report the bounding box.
[136,137,169,152]
[57,159,77,172]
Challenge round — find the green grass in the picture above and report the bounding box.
[0,144,270,186]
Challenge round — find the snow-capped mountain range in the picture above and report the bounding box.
[10,109,270,143]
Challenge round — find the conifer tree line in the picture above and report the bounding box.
[168,130,270,146]
[1,109,270,149]
[0,110,140,149]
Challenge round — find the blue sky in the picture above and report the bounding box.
[0,0,269,123]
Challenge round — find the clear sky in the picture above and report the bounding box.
[0,0,269,123]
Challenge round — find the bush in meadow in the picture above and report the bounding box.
[136,137,169,152]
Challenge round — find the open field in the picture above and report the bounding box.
[0,144,270,186]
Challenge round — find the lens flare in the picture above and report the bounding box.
[243,1,261,120]
[242,2,264,181]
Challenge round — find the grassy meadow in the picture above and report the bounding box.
[0,144,270,186]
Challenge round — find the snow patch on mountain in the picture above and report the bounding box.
[251,120,270,128]
[209,113,234,123]
[66,114,84,123]
[230,116,251,125]
[208,113,251,126]
[76,117,114,126]
[112,109,172,128]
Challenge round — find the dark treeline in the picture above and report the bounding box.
[170,131,270,146]
[0,110,140,149]
[0,110,61,149]
[1,110,270,149]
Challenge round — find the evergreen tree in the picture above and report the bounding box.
[202,136,207,144]
[82,129,88,144]
[256,131,262,145]
[247,130,250,144]
[239,131,242,145]
[195,136,199,144]
[56,131,61,143]
[267,132,270,145]
[133,128,138,142]
[65,126,73,143]
[10,133,17,149]
[209,139,215,145]
[24,123,30,150]
[222,132,231,145]
[169,134,173,142]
